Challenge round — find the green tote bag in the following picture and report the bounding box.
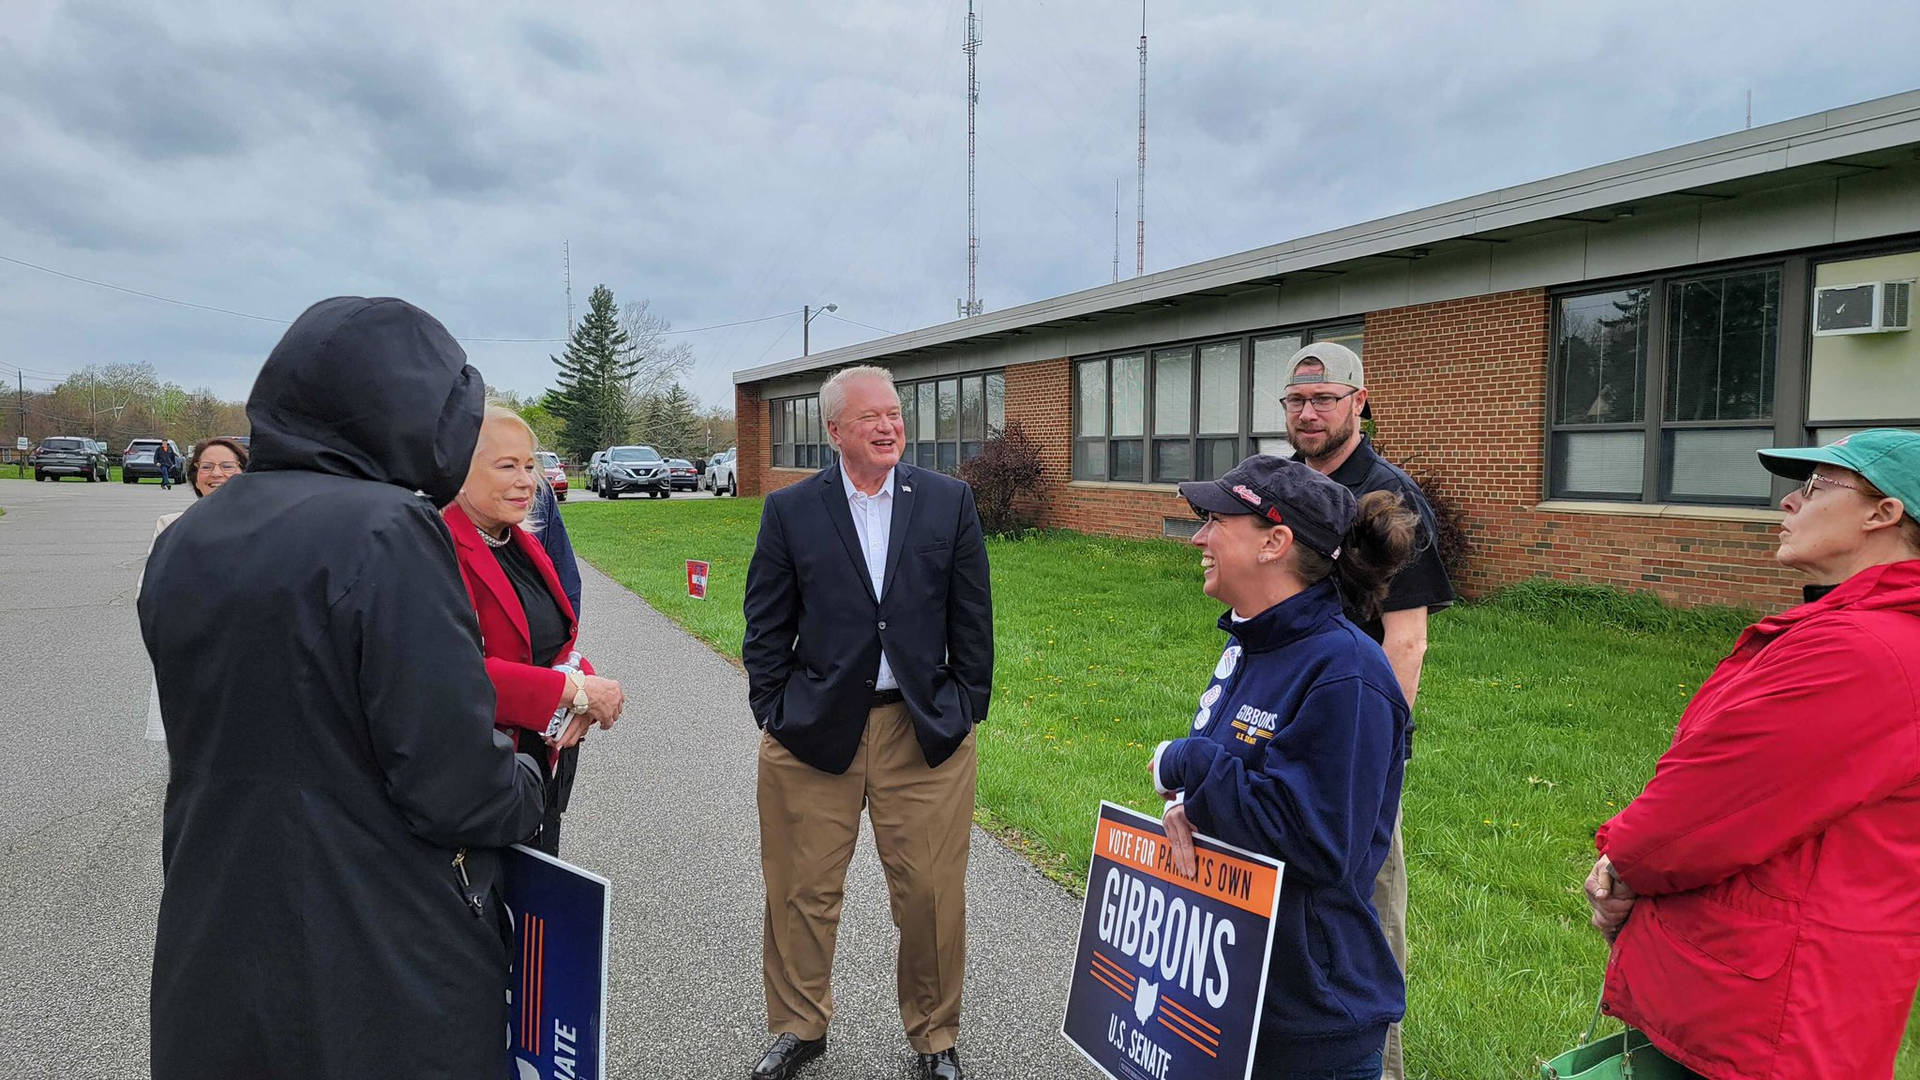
[1541,993,1696,1079]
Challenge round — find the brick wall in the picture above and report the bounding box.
[733,382,828,498]
[1363,288,1801,609]
[734,384,765,496]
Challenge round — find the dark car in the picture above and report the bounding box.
[667,458,699,492]
[123,438,186,484]
[595,445,671,499]
[29,436,110,482]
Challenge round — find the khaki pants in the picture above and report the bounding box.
[758,704,976,1054]
[1371,808,1407,1080]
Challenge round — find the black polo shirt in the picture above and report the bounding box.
[1302,435,1455,643]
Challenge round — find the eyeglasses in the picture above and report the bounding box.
[1799,472,1860,500]
[1281,389,1359,414]
[195,461,242,474]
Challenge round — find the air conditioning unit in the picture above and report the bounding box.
[1813,280,1913,336]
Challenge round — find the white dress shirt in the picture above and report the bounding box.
[842,466,897,691]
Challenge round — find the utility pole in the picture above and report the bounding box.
[957,0,983,318]
[1112,178,1121,284]
[89,370,97,439]
[1136,1,1147,277]
[564,240,574,333]
[15,369,24,476]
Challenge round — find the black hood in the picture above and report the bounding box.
[246,297,484,507]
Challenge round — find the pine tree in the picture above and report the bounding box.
[549,285,636,461]
[648,383,703,458]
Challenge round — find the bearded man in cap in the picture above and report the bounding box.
[1283,341,1454,1080]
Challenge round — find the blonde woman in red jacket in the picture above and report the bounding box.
[445,406,625,855]
[1586,429,1920,1079]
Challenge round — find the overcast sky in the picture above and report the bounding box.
[2,0,1916,410]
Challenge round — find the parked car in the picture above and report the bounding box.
[595,445,671,499]
[587,450,608,489]
[537,451,569,501]
[122,438,185,484]
[28,435,110,482]
[703,448,738,496]
[667,458,699,492]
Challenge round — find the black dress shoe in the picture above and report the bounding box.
[749,1033,826,1080]
[916,1047,963,1080]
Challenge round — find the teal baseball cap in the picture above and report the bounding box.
[1758,429,1920,518]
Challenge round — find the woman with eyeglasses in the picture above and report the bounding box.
[1149,454,1416,1080]
[1584,429,1920,1079]
[138,437,251,741]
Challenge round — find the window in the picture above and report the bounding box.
[1661,269,1779,502]
[1551,287,1650,498]
[1550,267,1782,505]
[1074,324,1357,482]
[1250,334,1303,457]
[897,371,1007,474]
[770,394,834,470]
[1807,248,1920,438]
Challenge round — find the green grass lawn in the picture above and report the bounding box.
[561,496,1918,1079]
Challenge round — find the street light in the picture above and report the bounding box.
[802,303,838,357]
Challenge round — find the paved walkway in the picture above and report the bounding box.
[0,480,1101,1079]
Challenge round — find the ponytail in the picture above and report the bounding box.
[1293,490,1418,623]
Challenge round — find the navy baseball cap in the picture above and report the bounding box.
[1179,455,1356,558]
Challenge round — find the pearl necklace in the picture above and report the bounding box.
[477,527,511,549]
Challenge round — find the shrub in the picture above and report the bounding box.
[1399,465,1472,584]
[958,422,1046,538]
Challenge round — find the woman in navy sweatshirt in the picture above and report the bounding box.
[1152,455,1417,1080]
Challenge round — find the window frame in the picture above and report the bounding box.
[896,370,1007,475]
[768,393,836,471]
[1071,320,1361,484]
[1546,254,1802,507]
[1801,233,1920,453]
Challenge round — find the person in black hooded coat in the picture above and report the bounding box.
[138,296,548,1080]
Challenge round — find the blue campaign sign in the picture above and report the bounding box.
[1062,801,1284,1080]
[503,844,611,1080]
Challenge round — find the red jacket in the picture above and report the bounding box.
[1596,559,1920,1079]
[444,503,592,764]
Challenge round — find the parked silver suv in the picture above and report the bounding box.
[595,445,671,499]
[703,448,737,496]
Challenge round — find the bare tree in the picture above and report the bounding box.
[618,300,695,402]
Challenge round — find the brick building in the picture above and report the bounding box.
[735,91,1920,609]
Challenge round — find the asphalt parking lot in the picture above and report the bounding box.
[0,480,1099,1080]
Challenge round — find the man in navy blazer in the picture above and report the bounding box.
[743,366,993,1080]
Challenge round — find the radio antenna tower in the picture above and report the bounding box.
[1111,179,1121,283]
[957,1,984,318]
[1135,1,1147,277]
[564,239,574,333]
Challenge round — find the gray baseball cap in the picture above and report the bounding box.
[1287,342,1364,390]
[1285,341,1370,420]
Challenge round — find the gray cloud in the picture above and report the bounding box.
[0,0,1915,413]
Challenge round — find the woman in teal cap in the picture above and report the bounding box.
[1583,428,1920,1079]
